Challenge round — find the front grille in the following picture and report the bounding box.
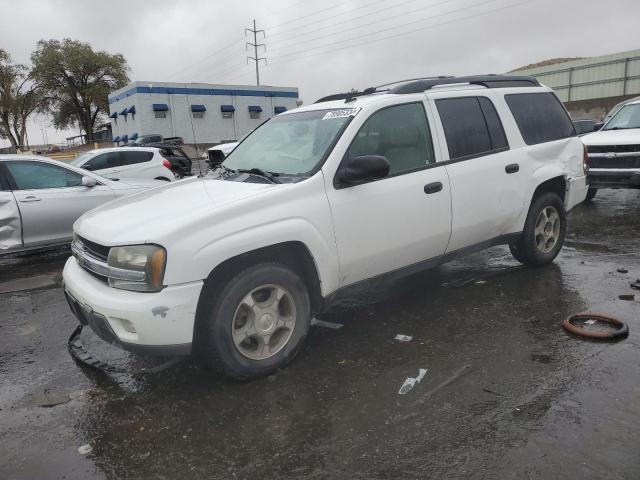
[77,236,110,262]
[587,144,640,154]
[589,156,640,169]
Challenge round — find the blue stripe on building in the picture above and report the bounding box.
[109,86,299,104]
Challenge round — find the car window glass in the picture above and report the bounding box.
[6,161,83,190]
[604,104,640,130]
[347,103,434,175]
[121,151,154,165]
[505,92,575,145]
[83,152,120,170]
[478,97,508,150]
[436,97,492,159]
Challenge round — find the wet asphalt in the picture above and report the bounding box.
[1,189,639,480]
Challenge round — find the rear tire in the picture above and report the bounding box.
[509,192,567,266]
[585,187,598,201]
[198,262,311,379]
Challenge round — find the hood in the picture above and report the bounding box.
[581,128,640,146]
[75,176,275,245]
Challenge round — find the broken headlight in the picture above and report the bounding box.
[107,245,166,292]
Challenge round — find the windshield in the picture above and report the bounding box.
[222,109,356,175]
[70,151,94,166]
[604,103,640,130]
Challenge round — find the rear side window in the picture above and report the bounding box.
[437,97,491,159]
[478,97,508,150]
[83,152,120,171]
[505,92,575,145]
[121,151,154,165]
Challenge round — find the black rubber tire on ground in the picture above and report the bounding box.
[509,192,567,266]
[585,187,598,201]
[154,176,172,182]
[198,262,311,380]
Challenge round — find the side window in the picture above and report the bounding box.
[347,102,435,175]
[505,92,575,145]
[83,152,120,170]
[478,97,508,150]
[6,161,83,190]
[436,97,492,159]
[121,151,154,166]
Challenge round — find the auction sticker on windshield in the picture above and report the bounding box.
[322,108,361,120]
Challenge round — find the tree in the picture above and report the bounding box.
[31,39,129,142]
[0,49,43,150]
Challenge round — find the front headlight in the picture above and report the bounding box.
[107,244,166,292]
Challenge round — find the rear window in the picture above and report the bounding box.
[505,92,575,145]
[436,96,508,160]
[121,151,154,165]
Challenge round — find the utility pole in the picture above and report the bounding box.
[246,19,266,86]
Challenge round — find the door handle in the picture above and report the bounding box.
[19,195,41,202]
[424,182,443,194]
[505,163,520,174]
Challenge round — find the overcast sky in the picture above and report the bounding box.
[1,0,638,147]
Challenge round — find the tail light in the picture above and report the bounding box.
[162,158,173,171]
[583,145,589,174]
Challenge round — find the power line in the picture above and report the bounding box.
[269,0,501,61]
[245,19,267,85]
[266,0,533,67]
[166,36,245,80]
[262,0,351,31]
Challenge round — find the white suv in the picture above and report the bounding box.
[71,147,175,182]
[63,75,588,379]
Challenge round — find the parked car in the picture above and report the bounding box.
[206,141,239,169]
[0,155,163,255]
[581,98,640,200]
[595,95,640,130]
[63,75,587,379]
[71,147,175,181]
[127,134,183,146]
[142,143,193,178]
[572,119,597,136]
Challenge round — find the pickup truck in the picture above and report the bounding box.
[63,75,587,379]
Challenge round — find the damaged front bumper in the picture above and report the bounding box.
[63,257,203,356]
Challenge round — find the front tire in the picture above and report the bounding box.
[198,263,311,379]
[585,187,598,201]
[509,192,567,266]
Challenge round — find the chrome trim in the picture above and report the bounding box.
[71,242,146,282]
[589,168,640,173]
[588,151,640,158]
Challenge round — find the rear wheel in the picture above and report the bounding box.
[198,263,311,379]
[585,187,598,201]
[509,192,567,266]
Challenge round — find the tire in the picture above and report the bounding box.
[198,262,311,379]
[510,192,567,266]
[154,176,172,182]
[585,187,598,202]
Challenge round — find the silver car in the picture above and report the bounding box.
[0,155,163,255]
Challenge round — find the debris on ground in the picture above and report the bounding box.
[482,388,506,397]
[78,444,92,455]
[32,389,71,408]
[310,318,344,329]
[394,334,413,342]
[619,294,635,301]
[475,280,487,285]
[398,368,428,395]
[422,364,473,399]
[630,280,640,290]
[617,267,629,273]
[562,312,629,340]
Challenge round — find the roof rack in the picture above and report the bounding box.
[388,75,540,94]
[314,75,540,104]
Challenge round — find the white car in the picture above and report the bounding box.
[581,98,640,200]
[63,75,587,379]
[0,155,163,254]
[71,147,175,182]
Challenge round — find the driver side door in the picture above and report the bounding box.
[5,161,116,246]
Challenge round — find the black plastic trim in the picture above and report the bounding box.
[389,75,540,94]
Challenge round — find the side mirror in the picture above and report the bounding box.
[81,176,97,187]
[572,120,595,136]
[593,122,604,131]
[337,155,390,186]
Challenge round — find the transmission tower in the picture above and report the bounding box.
[246,19,267,86]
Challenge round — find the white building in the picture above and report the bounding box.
[108,82,300,145]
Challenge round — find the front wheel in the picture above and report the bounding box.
[509,192,567,266]
[198,263,311,379]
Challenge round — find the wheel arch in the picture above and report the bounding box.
[532,175,567,204]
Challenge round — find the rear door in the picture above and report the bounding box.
[118,150,156,179]
[5,161,116,246]
[432,93,525,252]
[0,164,22,250]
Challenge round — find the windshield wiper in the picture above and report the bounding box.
[606,126,638,131]
[235,168,281,184]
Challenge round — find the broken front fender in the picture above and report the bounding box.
[0,192,22,251]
